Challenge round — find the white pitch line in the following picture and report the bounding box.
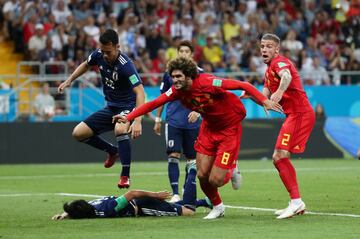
[0,192,359,218]
[225,205,360,218]
[0,167,357,180]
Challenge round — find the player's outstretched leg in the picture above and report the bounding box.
[168,156,180,202]
[116,134,131,188]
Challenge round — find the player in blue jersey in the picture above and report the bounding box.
[58,29,145,189]
[153,40,242,203]
[52,163,212,220]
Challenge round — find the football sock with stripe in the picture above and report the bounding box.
[81,135,118,155]
[117,134,131,177]
[274,158,300,199]
[168,157,180,195]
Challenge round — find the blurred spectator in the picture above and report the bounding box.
[38,37,56,63]
[301,56,330,85]
[28,24,46,60]
[34,82,55,122]
[223,14,240,43]
[203,35,223,67]
[282,29,303,61]
[52,0,71,24]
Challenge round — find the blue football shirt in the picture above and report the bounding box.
[87,50,142,108]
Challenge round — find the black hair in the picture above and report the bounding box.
[63,200,96,219]
[99,29,119,45]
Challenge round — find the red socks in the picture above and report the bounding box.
[274,158,300,199]
[199,180,222,206]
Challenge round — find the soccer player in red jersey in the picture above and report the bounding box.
[259,33,316,219]
[113,57,283,219]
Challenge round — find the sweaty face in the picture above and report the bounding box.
[100,43,118,64]
[177,46,193,59]
[171,69,190,90]
[260,39,279,64]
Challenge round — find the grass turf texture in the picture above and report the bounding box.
[0,159,359,239]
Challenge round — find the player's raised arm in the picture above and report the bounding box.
[113,91,176,124]
[220,79,283,113]
[58,61,89,93]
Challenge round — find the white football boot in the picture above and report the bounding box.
[231,164,242,190]
[276,201,306,219]
[203,203,225,219]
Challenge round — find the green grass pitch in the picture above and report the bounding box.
[0,159,359,239]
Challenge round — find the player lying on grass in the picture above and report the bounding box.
[52,164,211,220]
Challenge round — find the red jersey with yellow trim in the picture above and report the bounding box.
[264,55,313,114]
[167,73,247,130]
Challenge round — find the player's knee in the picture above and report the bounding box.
[197,170,209,181]
[208,175,224,187]
[114,127,127,136]
[272,150,289,161]
[169,152,181,159]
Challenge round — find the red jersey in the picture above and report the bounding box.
[264,55,313,114]
[126,73,267,130]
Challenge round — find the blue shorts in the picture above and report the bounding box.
[134,197,182,216]
[165,124,199,159]
[83,106,133,135]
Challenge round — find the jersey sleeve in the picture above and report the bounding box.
[122,61,143,88]
[203,75,267,104]
[114,196,129,212]
[87,50,101,66]
[271,58,291,75]
[160,72,171,93]
[126,86,179,121]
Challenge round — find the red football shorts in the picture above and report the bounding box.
[275,111,315,153]
[195,122,242,170]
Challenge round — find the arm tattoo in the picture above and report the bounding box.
[278,69,292,91]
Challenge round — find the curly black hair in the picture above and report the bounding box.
[167,57,198,80]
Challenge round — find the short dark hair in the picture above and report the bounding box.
[261,33,281,45]
[99,29,119,45]
[177,40,194,53]
[63,200,96,219]
[167,57,198,80]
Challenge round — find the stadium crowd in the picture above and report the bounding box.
[1,0,360,87]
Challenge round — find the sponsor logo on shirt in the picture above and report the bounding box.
[212,79,222,87]
[277,62,287,68]
[165,88,173,96]
[129,74,140,85]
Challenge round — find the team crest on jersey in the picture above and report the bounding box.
[129,74,140,85]
[277,62,287,68]
[212,79,222,87]
[165,88,173,96]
